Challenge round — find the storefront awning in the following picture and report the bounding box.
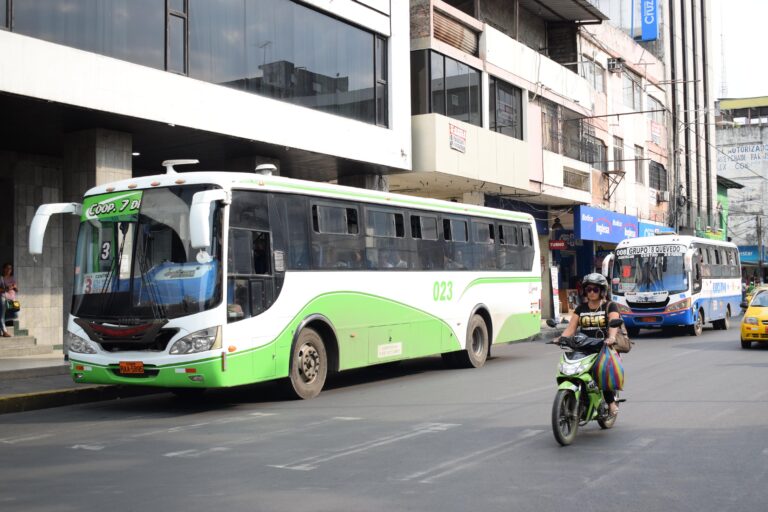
[518,0,609,23]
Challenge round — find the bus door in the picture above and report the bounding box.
[228,228,277,321]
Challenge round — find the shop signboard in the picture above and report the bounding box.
[739,245,766,265]
[637,221,674,238]
[574,206,638,244]
[640,0,659,42]
[549,229,576,250]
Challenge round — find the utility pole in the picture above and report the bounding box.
[756,215,764,282]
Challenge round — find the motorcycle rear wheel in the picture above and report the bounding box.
[552,389,579,446]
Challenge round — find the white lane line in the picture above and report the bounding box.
[0,434,54,444]
[400,428,544,484]
[71,444,106,451]
[270,423,459,471]
[164,447,230,458]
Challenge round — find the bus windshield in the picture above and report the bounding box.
[72,186,223,320]
[612,252,688,295]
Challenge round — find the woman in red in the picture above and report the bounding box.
[0,262,18,337]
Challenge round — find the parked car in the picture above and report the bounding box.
[740,290,768,348]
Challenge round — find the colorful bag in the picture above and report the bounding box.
[595,345,624,391]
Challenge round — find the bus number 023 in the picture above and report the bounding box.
[433,281,453,301]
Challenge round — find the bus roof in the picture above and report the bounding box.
[83,170,535,223]
[616,235,737,250]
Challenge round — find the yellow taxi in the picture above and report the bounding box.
[740,289,768,348]
[745,284,768,306]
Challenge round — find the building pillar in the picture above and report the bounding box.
[337,174,389,191]
[61,129,132,346]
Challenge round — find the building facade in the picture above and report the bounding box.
[0,0,411,346]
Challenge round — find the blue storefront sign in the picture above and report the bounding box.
[739,245,767,265]
[641,0,659,42]
[574,206,638,244]
[637,221,674,238]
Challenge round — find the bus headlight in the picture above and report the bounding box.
[66,332,97,354]
[169,327,221,354]
[666,298,691,313]
[744,317,759,325]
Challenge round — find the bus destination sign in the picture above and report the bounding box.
[616,245,683,258]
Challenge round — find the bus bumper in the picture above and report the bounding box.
[622,309,694,329]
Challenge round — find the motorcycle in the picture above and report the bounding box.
[546,318,625,446]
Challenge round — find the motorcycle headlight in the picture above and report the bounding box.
[66,331,98,354]
[666,298,691,313]
[744,317,759,325]
[558,359,590,376]
[169,326,221,355]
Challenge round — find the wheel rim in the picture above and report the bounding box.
[297,343,320,384]
[558,393,577,436]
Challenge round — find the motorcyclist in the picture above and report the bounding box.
[558,272,621,417]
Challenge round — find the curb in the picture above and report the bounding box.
[0,365,70,381]
[0,385,163,415]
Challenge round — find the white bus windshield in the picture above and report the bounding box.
[72,186,223,320]
[612,248,688,295]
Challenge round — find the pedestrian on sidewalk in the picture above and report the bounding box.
[1,262,19,337]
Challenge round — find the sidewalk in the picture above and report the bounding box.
[0,319,567,415]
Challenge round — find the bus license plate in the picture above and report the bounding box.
[119,361,144,374]
[639,317,657,323]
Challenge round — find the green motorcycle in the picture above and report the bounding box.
[547,318,624,446]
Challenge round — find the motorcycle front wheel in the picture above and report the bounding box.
[552,389,579,446]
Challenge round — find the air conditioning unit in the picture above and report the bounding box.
[607,57,624,73]
[657,190,670,202]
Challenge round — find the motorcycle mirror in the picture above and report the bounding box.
[545,319,558,328]
[608,318,624,328]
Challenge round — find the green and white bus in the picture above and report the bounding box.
[30,162,541,398]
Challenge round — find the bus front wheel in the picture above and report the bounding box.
[689,309,704,336]
[287,327,327,400]
[455,314,489,369]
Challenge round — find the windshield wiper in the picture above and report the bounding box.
[135,226,166,320]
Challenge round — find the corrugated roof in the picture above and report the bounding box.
[719,97,768,110]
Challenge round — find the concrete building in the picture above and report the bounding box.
[716,96,768,282]
[0,1,411,347]
[395,0,675,317]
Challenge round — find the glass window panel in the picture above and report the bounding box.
[468,66,481,126]
[189,0,245,88]
[367,210,397,237]
[430,53,445,115]
[411,50,429,115]
[491,78,522,140]
[1,1,7,28]
[14,0,165,70]
[169,0,186,13]
[314,205,348,235]
[445,58,469,121]
[420,216,438,241]
[168,14,186,74]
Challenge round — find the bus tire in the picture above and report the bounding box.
[689,309,704,336]
[713,307,730,330]
[454,314,489,369]
[286,327,327,400]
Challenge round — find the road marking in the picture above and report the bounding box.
[71,444,105,451]
[0,434,54,444]
[400,428,544,483]
[270,423,459,471]
[164,447,230,458]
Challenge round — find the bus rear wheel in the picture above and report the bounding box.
[713,307,731,330]
[454,314,489,369]
[286,327,327,399]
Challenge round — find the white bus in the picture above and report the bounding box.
[30,163,541,398]
[602,234,741,336]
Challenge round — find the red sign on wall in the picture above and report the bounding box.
[549,240,567,250]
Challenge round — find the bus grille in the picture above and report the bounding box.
[627,299,669,310]
[100,329,179,352]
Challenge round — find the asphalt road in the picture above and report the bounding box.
[1,323,766,512]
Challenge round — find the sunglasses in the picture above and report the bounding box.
[584,286,601,294]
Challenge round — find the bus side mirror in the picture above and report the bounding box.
[189,189,230,249]
[602,253,614,277]
[29,203,82,255]
[684,250,694,273]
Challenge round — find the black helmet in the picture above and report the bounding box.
[582,273,608,291]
